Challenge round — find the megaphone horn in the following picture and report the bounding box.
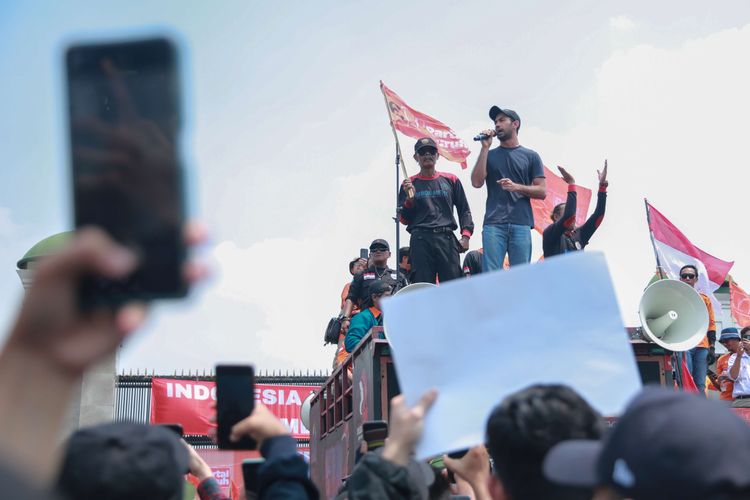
[638,279,709,352]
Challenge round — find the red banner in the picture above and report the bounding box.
[150,378,317,438]
[531,165,592,235]
[381,81,470,168]
[731,279,750,328]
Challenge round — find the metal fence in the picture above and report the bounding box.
[115,370,328,449]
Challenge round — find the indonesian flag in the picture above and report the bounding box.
[531,165,592,234]
[646,201,733,310]
[730,278,750,328]
[381,81,470,168]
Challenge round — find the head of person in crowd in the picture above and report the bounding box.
[369,239,391,267]
[741,326,750,341]
[413,137,439,171]
[485,384,603,500]
[544,387,750,500]
[489,106,521,142]
[398,246,411,274]
[551,203,568,224]
[720,327,743,354]
[370,279,392,311]
[350,257,367,276]
[57,422,189,500]
[679,264,698,288]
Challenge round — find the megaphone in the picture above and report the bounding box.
[301,391,315,430]
[638,279,709,352]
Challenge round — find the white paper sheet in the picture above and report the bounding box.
[381,251,642,459]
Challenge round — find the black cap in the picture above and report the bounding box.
[58,422,189,499]
[489,106,521,129]
[543,388,750,499]
[414,137,437,153]
[369,239,390,251]
[370,280,392,296]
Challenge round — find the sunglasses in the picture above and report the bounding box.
[680,274,696,279]
[370,247,388,253]
[417,148,438,156]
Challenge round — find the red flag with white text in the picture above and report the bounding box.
[531,165,592,234]
[381,81,470,168]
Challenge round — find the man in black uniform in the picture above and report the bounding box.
[341,239,407,333]
[399,137,474,284]
[542,162,608,259]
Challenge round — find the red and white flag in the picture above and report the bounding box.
[730,279,750,328]
[531,165,592,234]
[381,81,470,168]
[646,201,733,309]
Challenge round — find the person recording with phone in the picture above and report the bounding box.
[728,336,750,408]
[542,163,608,258]
[399,137,474,284]
[471,107,546,271]
[679,264,716,395]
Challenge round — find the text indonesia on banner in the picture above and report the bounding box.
[646,201,733,309]
[381,81,470,168]
[150,378,316,438]
[531,165,592,234]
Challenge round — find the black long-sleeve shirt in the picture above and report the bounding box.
[542,184,607,258]
[256,436,319,499]
[398,172,474,237]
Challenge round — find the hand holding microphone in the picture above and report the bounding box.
[473,129,495,148]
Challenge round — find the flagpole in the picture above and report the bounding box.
[644,198,665,279]
[380,83,413,265]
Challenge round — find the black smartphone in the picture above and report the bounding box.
[159,423,184,437]
[65,37,187,307]
[216,364,256,450]
[359,420,388,450]
[241,458,265,497]
[360,248,369,259]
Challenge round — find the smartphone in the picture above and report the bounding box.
[216,364,256,449]
[159,423,184,437]
[241,458,265,497]
[360,248,369,260]
[359,420,388,450]
[65,37,187,307]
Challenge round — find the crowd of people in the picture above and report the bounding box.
[3,233,749,500]
[332,105,608,364]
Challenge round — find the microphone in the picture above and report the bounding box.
[473,132,494,141]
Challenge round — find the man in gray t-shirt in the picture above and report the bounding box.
[470,106,546,271]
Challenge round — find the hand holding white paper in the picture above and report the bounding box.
[381,251,641,459]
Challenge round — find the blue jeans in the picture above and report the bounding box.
[482,223,532,272]
[685,347,708,394]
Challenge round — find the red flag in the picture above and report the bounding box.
[381,81,470,168]
[646,201,733,310]
[530,165,592,234]
[730,279,750,328]
[681,357,699,393]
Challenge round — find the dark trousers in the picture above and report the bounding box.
[409,231,462,284]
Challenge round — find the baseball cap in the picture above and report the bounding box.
[489,106,521,129]
[720,327,741,342]
[543,388,750,499]
[369,280,392,296]
[369,239,390,251]
[414,137,437,153]
[58,422,189,500]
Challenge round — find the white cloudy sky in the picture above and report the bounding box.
[1,1,749,373]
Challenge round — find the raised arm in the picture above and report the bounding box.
[471,130,494,188]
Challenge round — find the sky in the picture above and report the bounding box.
[1,0,749,373]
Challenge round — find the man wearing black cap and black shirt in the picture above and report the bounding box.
[399,137,474,284]
[341,239,407,333]
[471,107,546,272]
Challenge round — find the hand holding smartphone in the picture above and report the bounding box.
[216,364,256,450]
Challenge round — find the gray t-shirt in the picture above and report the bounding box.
[483,145,544,227]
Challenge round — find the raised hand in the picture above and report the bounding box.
[557,166,575,185]
[598,159,608,187]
